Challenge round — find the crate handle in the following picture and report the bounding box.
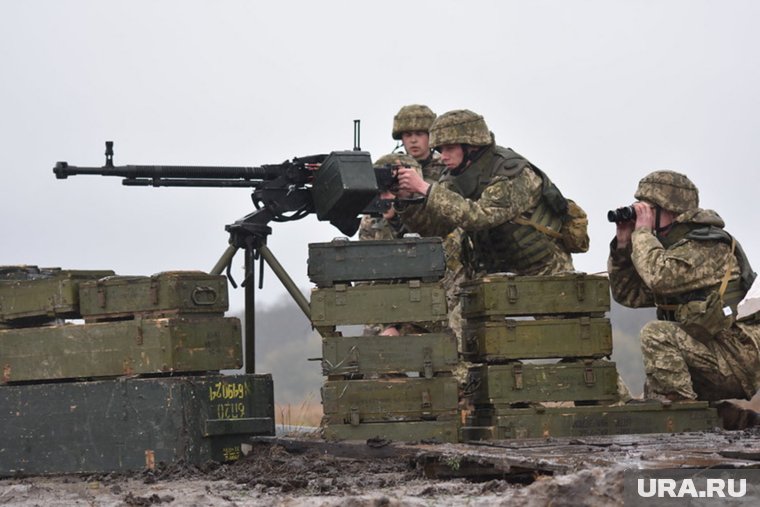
[507,284,518,304]
[192,286,219,305]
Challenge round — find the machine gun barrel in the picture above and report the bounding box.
[53,162,287,187]
[53,141,325,188]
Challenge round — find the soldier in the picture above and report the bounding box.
[357,153,420,242]
[358,105,444,242]
[395,109,588,278]
[360,106,467,339]
[608,170,760,428]
[392,104,446,181]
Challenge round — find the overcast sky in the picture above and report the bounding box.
[2,0,759,320]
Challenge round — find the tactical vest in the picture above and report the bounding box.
[654,222,757,322]
[441,145,568,274]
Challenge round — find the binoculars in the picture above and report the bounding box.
[607,205,636,223]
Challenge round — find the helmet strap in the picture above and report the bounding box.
[449,145,487,175]
[654,206,673,236]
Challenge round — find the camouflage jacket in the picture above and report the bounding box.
[357,214,405,241]
[398,144,573,275]
[608,209,741,309]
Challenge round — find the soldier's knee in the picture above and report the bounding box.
[640,320,680,351]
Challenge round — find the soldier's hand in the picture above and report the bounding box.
[397,166,430,197]
[634,202,655,231]
[380,326,400,336]
[615,219,635,249]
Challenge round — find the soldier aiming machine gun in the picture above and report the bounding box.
[54,136,381,373]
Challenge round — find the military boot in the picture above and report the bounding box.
[715,401,760,430]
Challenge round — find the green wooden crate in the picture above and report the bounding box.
[79,271,228,319]
[310,281,447,326]
[308,237,446,287]
[462,317,612,362]
[323,419,460,443]
[0,374,274,475]
[322,333,458,377]
[460,273,610,319]
[466,360,619,405]
[461,401,719,440]
[0,316,242,383]
[322,377,459,424]
[0,267,115,323]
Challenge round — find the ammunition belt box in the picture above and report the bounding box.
[460,273,610,319]
[0,267,115,323]
[461,401,719,440]
[465,360,619,405]
[322,333,458,378]
[323,419,460,443]
[308,237,446,287]
[0,374,274,474]
[0,316,242,383]
[462,317,612,362]
[79,271,229,319]
[311,150,378,222]
[310,281,447,327]
[322,377,459,425]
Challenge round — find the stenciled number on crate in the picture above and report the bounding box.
[208,381,247,401]
[215,402,246,420]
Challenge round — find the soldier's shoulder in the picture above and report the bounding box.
[492,145,532,177]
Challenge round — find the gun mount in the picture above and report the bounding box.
[54,141,379,373]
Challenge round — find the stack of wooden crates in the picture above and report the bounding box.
[459,273,719,440]
[308,237,460,442]
[0,266,274,474]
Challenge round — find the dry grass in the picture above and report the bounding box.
[275,391,323,430]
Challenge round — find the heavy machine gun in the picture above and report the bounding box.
[54,139,379,373]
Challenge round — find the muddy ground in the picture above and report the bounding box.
[0,441,626,506]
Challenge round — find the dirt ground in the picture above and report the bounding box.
[0,441,626,507]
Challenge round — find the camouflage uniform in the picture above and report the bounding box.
[608,171,760,402]
[399,110,576,278]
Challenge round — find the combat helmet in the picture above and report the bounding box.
[374,153,421,171]
[392,105,437,140]
[429,109,493,149]
[634,170,699,214]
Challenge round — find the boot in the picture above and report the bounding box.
[715,401,760,430]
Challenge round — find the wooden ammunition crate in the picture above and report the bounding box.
[462,317,612,362]
[0,267,114,323]
[322,377,459,425]
[0,374,274,475]
[310,281,447,327]
[308,237,446,286]
[323,419,460,443]
[460,273,610,319]
[466,360,619,405]
[0,316,243,384]
[79,271,228,319]
[322,333,458,378]
[461,401,719,440]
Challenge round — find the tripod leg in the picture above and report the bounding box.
[211,244,238,276]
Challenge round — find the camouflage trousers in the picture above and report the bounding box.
[442,264,466,345]
[640,320,760,401]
